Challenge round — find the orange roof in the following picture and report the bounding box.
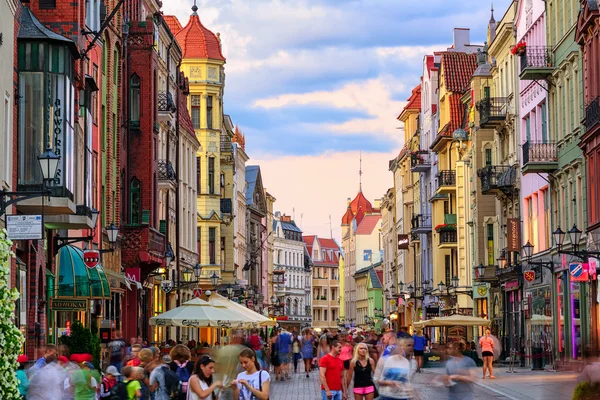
[355,207,366,226]
[341,205,354,225]
[397,85,422,120]
[350,191,373,214]
[437,93,465,139]
[175,9,226,61]
[232,125,245,149]
[303,235,316,247]
[355,215,381,235]
[163,15,183,35]
[319,238,339,250]
[440,52,478,92]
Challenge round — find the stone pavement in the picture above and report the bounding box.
[425,366,579,400]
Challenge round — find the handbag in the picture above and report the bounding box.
[258,370,269,400]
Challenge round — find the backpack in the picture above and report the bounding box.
[160,366,183,399]
[174,361,192,393]
[109,380,134,400]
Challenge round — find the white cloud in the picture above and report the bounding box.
[255,150,397,241]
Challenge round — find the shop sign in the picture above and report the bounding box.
[397,234,409,250]
[193,288,203,298]
[126,268,141,285]
[477,286,488,297]
[504,280,520,291]
[507,218,521,252]
[83,250,100,269]
[589,258,599,281]
[50,298,87,311]
[276,316,289,321]
[524,270,536,282]
[425,307,439,319]
[7,215,42,240]
[570,262,589,282]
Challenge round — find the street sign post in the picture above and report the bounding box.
[6,215,42,240]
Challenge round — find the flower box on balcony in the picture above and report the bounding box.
[511,41,526,55]
[434,223,457,232]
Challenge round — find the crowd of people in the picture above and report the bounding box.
[15,327,484,400]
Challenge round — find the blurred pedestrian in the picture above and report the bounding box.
[31,344,58,374]
[108,331,127,372]
[412,330,427,373]
[70,361,98,400]
[27,360,68,400]
[215,331,245,400]
[373,338,415,400]
[300,328,315,378]
[479,328,495,379]
[168,344,194,395]
[100,365,120,398]
[17,354,29,399]
[292,333,301,373]
[443,341,476,400]
[577,352,600,384]
[277,328,293,380]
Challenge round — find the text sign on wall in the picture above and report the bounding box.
[507,218,521,252]
[397,234,409,250]
[7,215,42,240]
[50,298,87,311]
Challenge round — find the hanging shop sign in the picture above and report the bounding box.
[588,258,599,281]
[83,250,100,269]
[524,270,536,282]
[50,298,87,311]
[504,279,520,291]
[570,262,589,282]
[397,234,409,250]
[507,218,521,252]
[193,288,203,298]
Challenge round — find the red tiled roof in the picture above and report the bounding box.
[341,206,354,225]
[164,15,183,35]
[397,85,422,120]
[440,52,478,93]
[438,93,465,138]
[355,207,366,226]
[350,191,373,214]
[303,235,316,247]
[425,55,435,78]
[319,238,339,250]
[376,270,384,285]
[175,14,226,61]
[355,215,381,235]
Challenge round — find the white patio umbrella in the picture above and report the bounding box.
[149,297,246,328]
[208,293,277,327]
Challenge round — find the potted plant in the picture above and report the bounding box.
[511,41,527,56]
[435,223,457,232]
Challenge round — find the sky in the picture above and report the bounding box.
[163,0,512,241]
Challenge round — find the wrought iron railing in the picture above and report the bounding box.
[437,170,456,188]
[411,214,432,231]
[477,165,511,193]
[476,97,508,125]
[522,141,557,165]
[519,46,554,72]
[220,134,232,152]
[158,91,176,113]
[585,96,600,132]
[439,230,457,245]
[157,160,176,182]
[410,151,431,169]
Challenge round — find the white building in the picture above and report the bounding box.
[232,127,248,282]
[273,212,311,331]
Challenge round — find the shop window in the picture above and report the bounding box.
[129,74,140,126]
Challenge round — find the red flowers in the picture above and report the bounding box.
[511,41,527,55]
[435,223,457,231]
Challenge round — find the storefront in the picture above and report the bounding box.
[499,277,524,361]
[523,264,553,368]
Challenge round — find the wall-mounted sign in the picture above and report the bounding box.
[477,286,488,296]
[397,234,409,250]
[7,215,42,240]
[507,218,521,252]
[193,288,203,298]
[524,270,536,282]
[83,250,100,269]
[504,279,520,291]
[363,250,372,261]
[50,298,87,311]
[570,262,589,282]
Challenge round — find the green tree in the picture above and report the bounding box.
[58,320,100,368]
[0,229,25,399]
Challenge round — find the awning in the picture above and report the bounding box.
[56,245,110,299]
[103,268,128,291]
[208,293,277,327]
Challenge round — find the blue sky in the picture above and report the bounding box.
[164,0,513,239]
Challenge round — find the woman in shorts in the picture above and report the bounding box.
[479,328,495,379]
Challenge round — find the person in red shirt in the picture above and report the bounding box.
[479,328,495,379]
[319,340,346,400]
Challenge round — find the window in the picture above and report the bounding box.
[113,50,119,85]
[541,103,547,142]
[130,74,141,125]
[130,178,141,224]
[485,148,492,166]
[208,157,215,194]
[92,65,98,124]
[487,223,494,266]
[207,95,213,129]
[221,237,226,268]
[197,227,201,260]
[196,156,201,193]
[525,115,531,141]
[483,86,490,99]
[3,93,11,185]
[86,0,100,32]
[209,227,216,264]
[191,95,200,129]
[324,309,328,321]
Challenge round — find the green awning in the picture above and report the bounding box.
[56,245,110,299]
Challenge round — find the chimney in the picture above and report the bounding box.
[453,28,471,51]
[281,215,292,222]
[347,197,351,206]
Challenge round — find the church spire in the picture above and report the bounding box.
[488,3,497,43]
[359,151,363,192]
[192,0,198,15]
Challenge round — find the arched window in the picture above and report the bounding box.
[286,298,291,314]
[130,177,141,224]
[130,74,141,126]
[113,50,119,85]
[293,299,298,315]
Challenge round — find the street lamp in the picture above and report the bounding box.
[38,147,61,182]
[164,243,174,266]
[193,263,202,279]
[227,284,234,298]
[106,223,119,245]
[497,250,507,269]
[384,288,390,298]
[475,263,486,278]
[408,284,414,295]
[398,281,405,293]
[210,272,219,287]
[438,281,445,293]
[452,275,459,288]
[523,241,534,259]
[568,224,582,245]
[182,268,193,283]
[553,227,565,247]
[248,286,255,298]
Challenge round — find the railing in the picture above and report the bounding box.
[522,140,557,165]
[121,225,166,257]
[158,91,176,113]
[439,230,457,245]
[519,46,554,73]
[411,214,432,231]
[477,97,508,125]
[410,151,431,170]
[220,198,232,214]
[157,160,176,182]
[437,170,456,188]
[477,165,511,193]
[585,96,600,132]
[220,134,232,152]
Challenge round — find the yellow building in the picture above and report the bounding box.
[430,51,479,315]
[339,252,345,321]
[174,5,227,287]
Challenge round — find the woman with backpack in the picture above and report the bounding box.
[187,355,223,400]
[232,348,270,400]
[168,345,195,396]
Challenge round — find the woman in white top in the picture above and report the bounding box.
[188,355,222,400]
[231,348,270,400]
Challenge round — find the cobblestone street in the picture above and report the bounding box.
[268,368,510,400]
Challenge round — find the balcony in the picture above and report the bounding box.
[474,265,499,283]
[438,230,457,247]
[476,97,508,128]
[477,165,516,195]
[313,299,328,307]
[444,213,457,224]
[157,91,176,122]
[157,160,177,182]
[522,140,558,174]
[585,96,600,133]
[436,170,456,193]
[121,225,166,264]
[15,184,76,216]
[495,264,522,282]
[44,204,96,230]
[410,151,431,172]
[411,214,432,234]
[220,133,232,153]
[220,198,232,215]
[519,46,554,80]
